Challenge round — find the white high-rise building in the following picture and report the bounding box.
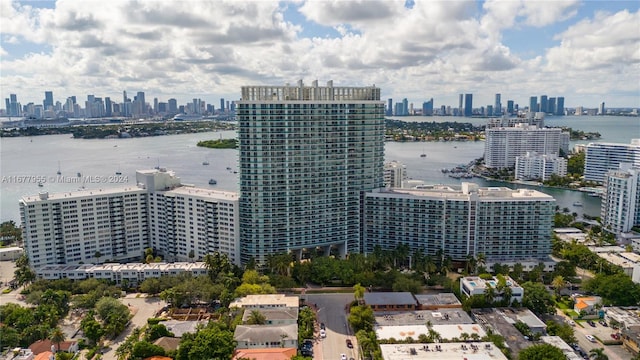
[484,124,566,168]
[383,160,407,188]
[20,169,241,269]
[20,187,149,268]
[601,164,640,235]
[584,140,640,183]
[515,152,568,181]
[237,80,385,264]
[363,183,555,263]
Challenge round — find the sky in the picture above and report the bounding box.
[1,0,639,110]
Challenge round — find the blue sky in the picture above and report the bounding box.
[1,0,639,109]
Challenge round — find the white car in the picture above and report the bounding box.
[341,354,347,360]
[585,334,596,343]
[320,329,326,338]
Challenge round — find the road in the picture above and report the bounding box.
[307,293,357,360]
[556,310,631,360]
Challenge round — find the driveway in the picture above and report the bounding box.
[100,294,166,360]
[306,293,357,360]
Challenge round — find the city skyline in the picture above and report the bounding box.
[1,0,639,108]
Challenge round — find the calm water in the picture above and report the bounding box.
[1,115,637,223]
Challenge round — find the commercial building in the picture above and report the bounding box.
[601,164,640,234]
[20,169,240,269]
[363,183,555,263]
[584,140,640,183]
[236,80,384,264]
[460,276,524,304]
[484,124,567,168]
[363,292,417,312]
[515,152,567,181]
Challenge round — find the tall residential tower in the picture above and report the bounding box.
[236,80,385,263]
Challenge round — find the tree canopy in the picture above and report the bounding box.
[518,343,566,360]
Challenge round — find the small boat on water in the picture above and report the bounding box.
[77,172,82,177]
[37,182,43,187]
[202,161,210,166]
[226,167,232,170]
[573,201,583,207]
[420,154,426,158]
[588,192,600,197]
[208,179,217,185]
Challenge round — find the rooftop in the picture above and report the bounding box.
[540,336,581,360]
[232,348,297,360]
[21,186,144,203]
[364,292,417,306]
[234,324,298,343]
[375,309,474,326]
[414,293,462,307]
[230,294,299,309]
[379,342,507,360]
[165,185,238,200]
[375,324,485,341]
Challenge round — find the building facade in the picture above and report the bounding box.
[363,183,555,263]
[601,165,640,234]
[383,160,407,188]
[515,152,568,181]
[484,124,566,168]
[584,140,640,183]
[20,169,241,269]
[236,80,385,264]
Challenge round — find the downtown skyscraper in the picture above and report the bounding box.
[236,80,385,264]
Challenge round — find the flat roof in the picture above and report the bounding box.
[230,294,299,308]
[364,292,417,306]
[380,342,507,360]
[414,293,461,306]
[21,186,145,203]
[375,309,474,326]
[375,324,485,341]
[0,247,23,252]
[165,186,239,200]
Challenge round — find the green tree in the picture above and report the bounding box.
[49,327,65,353]
[80,312,104,346]
[348,305,375,333]
[552,275,565,296]
[0,220,22,245]
[518,343,566,360]
[95,297,131,338]
[146,323,174,342]
[521,281,555,315]
[353,283,366,302]
[176,323,236,360]
[545,320,576,345]
[246,310,267,325]
[131,341,166,359]
[588,348,608,360]
[392,274,422,294]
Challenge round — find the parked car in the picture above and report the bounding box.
[611,333,620,340]
[585,334,596,343]
[587,320,596,327]
[341,354,347,360]
[567,319,576,326]
[320,329,326,338]
[346,339,353,348]
[320,322,326,330]
[599,320,608,327]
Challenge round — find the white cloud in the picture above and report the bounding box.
[0,0,638,108]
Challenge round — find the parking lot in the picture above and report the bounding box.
[572,318,633,360]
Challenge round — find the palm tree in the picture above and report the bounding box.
[94,251,102,264]
[246,310,267,325]
[484,284,496,305]
[476,253,486,273]
[465,254,477,275]
[552,275,565,296]
[49,327,65,353]
[589,348,608,360]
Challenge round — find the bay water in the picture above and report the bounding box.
[1,115,637,223]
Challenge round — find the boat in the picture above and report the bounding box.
[37,182,43,187]
[573,201,583,207]
[226,167,232,171]
[115,171,122,175]
[208,179,217,185]
[57,161,61,175]
[420,153,426,158]
[77,172,82,177]
[588,192,600,197]
[202,161,210,166]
